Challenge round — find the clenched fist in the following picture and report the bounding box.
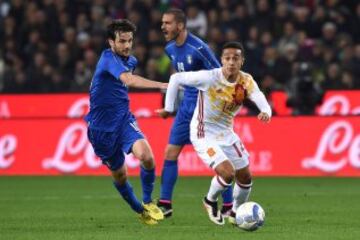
[257,112,271,123]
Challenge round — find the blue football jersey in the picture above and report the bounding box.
[85,48,137,132]
[165,33,220,100]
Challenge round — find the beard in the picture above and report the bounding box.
[168,29,180,42]
[114,47,130,57]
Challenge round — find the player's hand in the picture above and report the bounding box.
[159,83,168,90]
[155,108,171,119]
[257,112,271,123]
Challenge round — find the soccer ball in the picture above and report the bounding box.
[235,201,265,231]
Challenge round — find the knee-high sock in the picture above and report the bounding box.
[160,160,178,202]
[232,181,252,212]
[113,181,144,213]
[140,166,155,204]
[221,186,233,205]
[206,175,232,202]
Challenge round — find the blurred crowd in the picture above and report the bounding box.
[0,0,359,97]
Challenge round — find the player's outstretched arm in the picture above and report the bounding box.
[249,90,272,123]
[247,78,272,123]
[120,72,168,89]
[164,70,215,113]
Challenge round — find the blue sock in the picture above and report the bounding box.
[140,166,155,204]
[160,160,178,201]
[113,181,144,213]
[221,185,233,205]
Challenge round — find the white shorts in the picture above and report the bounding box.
[191,137,249,170]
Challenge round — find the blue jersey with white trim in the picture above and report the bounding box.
[85,48,137,132]
[165,33,220,100]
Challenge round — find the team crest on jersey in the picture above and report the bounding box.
[232,83,247,104]
[186,55,192,65]
[207,148,216,157]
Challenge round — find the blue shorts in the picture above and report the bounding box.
[87,114,144,171]
[169,100,197,146]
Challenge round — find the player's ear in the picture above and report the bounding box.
[178,22,185,31]
[108,38,114,48]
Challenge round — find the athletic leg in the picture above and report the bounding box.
[203,160,235,225]
[232,166,252,212]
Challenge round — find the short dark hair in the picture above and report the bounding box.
[164,8,187,25]
[222,41,245,55]
[107,19,137,40]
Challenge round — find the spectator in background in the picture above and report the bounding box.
[340,71,355,89]
[273,1,291,38]
[230,4,250,40]
[5,71,27,93]
[148,44,171,82]
[323,62,343,90]
[3,56,27,93]
[0,0,359,96]
[253,0,273,33]
[286,62,324,115]
[48,69,68,93]
[0,50,5,91]
[310,6,328,38]
[352,44,360,87]
[26,52,49,92]
[70,49,97,92]
[352,3,360,43]
[145,58,163,84]
[54,42,74,84]
[186,5,207,38]
[63,27,81,60]
[207,8,219,28]
[322,22,337,48]
[133,43,147,75]
[277,21,298,56]
[293,6,312,34]
[243,26,262,80]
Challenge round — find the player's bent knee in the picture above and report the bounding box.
[236,167,252,185]
[138,153,155,169]
[215,161,235,184]
[237,175,252,188]
[219,170,235,184]
[112,169,127,185]
[164,145,182,160]
[224,172,235,184]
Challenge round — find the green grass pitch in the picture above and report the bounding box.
[1,177,359,240]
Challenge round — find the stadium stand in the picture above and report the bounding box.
[0,0,359,98]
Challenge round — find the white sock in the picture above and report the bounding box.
[232,181,252,212]
[207,175,232,202]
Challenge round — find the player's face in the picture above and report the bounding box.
[161,14,181,42]
[221,48,244,76]
[109,31,133,57]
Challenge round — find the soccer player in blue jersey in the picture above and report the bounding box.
[85,19,166,225]
[156,8,233,218]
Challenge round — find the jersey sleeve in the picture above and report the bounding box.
[247,76,272,117]
[164,70,216,112]
[104,55,130,79]
[164,47,171,59]
[197,45,221,69]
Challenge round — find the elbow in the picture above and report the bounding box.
[170,72,182,82]
[120,73,135,87]
[124,78,135,87]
